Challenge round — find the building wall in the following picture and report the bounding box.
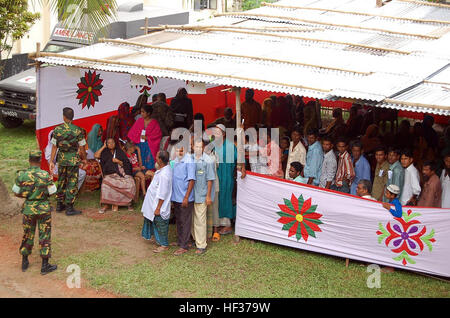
[6,1,57,58]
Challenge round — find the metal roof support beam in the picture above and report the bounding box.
[33,51,332,93]
[397,0,450,8]
[144,25,410,55]
[214,13,441,39]
[260,1,450,25]
[383,98,450,111]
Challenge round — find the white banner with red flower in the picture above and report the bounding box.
[37,66,199,130]
[236,172,450,277]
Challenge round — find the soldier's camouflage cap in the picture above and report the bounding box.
[29,150,42,160]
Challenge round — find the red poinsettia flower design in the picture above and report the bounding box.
[76,70,103,109]
[377,209,437,266]
[277,194,323,242]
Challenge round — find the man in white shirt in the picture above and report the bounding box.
[441,153,450,208]
[141,150,173,253]
[399,149,421,206]
[356,179,376,200]
[285,126,306,180]
[319,136,337,189]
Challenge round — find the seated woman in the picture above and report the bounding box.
[127,104,162,174]
[81,124,104,192]
[124,141,147,202]
[95,138,136,213]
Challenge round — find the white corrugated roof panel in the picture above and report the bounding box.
[35,0,450,114]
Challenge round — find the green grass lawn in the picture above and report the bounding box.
[0,122,449,298]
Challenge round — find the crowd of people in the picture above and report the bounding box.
[39,87,450,258]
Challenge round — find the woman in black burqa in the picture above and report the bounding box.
[170,88,193,129]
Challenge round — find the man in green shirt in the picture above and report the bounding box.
[372,147,390,201]
[12,150,58,274]
[49,107,87,216]
[383,147,405,203]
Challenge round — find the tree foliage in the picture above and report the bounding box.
[0,0,40,59]
[242,0,276,11]
[43,0,117,36]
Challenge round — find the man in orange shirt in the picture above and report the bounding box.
[418,161,442,208]
[240,89,261,130]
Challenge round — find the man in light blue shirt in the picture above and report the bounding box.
[192,139,215,254]
[303,129,324,186]
[350,141,371,195]
[171,143,196,256]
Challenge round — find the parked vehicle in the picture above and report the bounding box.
[0,2,188,128]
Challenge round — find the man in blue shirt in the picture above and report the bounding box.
[350,141,371,195]
[303,128,324,186]
[171,142,196,256]
[382,184,402,218]
[192,139,215,255]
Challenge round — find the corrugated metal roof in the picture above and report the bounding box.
[35,0,450,114]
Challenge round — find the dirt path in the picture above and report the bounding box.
[0,227,118,298]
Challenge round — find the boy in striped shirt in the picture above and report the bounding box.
[332,138,355,194]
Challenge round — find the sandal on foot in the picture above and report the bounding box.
[218,227,233,235]
[153,246,168,253]
[173,248,188,256]
[195,248,206,255]
[212,232,220,242]
[169,242,179,247]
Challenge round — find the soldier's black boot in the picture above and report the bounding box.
[21,255,29,272]
[56,201,65,213]
[40,258,57,275]
[65,204,82,216]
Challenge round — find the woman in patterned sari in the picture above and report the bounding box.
[81,124,103,191]
[96,138,136,213]
[118,102,135,140]
[127,104,162,171]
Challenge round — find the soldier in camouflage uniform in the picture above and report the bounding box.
[49,107,87,216]
[12,150,58,274]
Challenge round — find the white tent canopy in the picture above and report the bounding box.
[35,0,450,115]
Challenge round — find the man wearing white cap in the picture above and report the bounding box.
[382,184,403,218]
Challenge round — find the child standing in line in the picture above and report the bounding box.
[382,184,403,218]
[125,142,146,201]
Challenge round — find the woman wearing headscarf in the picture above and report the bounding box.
[272,96,291,131]
[102,115,120,146]
[170,87,193,129]
[95,138,136,213]
[87,124,103,158]
[127,104,162,171]
[321,108,346,141]
[261,98,273,128]
[361,124,381,154]
[303,100,318,137]
[118,102,135,140]
[412,122,428,173]
[81,124,104,191]
[131,94,148,121]
[346,105,362,139]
